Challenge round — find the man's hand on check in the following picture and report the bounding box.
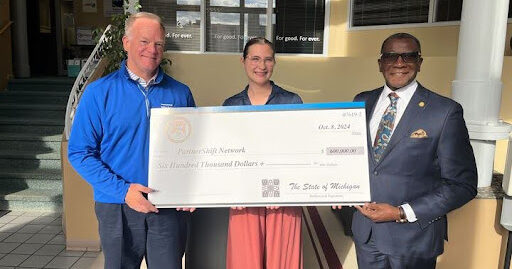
[355,202,400,222]
[125,184,159,213]
[266,206,280,210]
[331,205,343,209]
[176,208,196,212]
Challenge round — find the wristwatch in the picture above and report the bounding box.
[396,206,408,223]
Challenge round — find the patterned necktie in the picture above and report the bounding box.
[373,92,399,162]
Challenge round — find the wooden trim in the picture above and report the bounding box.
[0,21,13,35]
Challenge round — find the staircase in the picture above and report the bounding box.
[0,77,74,212]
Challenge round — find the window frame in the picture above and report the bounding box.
[152,0,330,56]
[347,0,467,31]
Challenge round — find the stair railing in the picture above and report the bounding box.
[64,25,111,140]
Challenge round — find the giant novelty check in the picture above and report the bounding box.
[148,103,370,207]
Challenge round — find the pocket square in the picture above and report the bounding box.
[410,129,428,138]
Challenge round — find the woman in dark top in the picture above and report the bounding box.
[223,37,303,269]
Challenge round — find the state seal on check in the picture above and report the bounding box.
[166,117,191,143]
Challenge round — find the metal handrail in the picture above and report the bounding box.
[64,25,112,140]
[0,21,13,35]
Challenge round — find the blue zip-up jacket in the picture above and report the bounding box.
[68,61,195,203]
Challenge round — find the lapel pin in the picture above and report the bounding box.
[418,101,425,107]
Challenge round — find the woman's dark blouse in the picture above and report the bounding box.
[223,81,303,106]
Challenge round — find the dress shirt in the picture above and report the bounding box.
[369,80,418,223]
[370,81,417,145]
[126,66,158,89]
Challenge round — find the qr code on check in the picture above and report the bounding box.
[262,179,280,198]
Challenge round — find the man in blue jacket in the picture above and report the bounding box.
[350,33,477,269]
[68,12,195,269]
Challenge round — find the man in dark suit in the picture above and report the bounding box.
[351,33,478,269]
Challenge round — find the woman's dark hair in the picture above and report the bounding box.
[243,37,275,59]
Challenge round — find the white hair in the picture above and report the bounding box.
[124,12,165,38]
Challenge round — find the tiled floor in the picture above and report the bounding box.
[0,209,352,269]
[0,211,99,269]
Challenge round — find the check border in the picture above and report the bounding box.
[148,102,370,207]
[161,101,365,113]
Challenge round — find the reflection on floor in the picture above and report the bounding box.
[303,206,357,269]
[0,211,98,268]
[0,211,9,219]
[0,208,357,268]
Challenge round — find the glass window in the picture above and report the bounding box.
[142,0,201,51]
[434,0,512,22]
[246,0,268,8]
[178,0,201,5]
[205,0,267,52]
[211,0,240,7]
[352,0,429,27]
[207,12,242,52]
[172,11,201,51]
[274,0,325,54]
[435,0,462,22]
[140,0,327,54]
[352,0,512,27]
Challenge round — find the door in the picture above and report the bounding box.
[26,0,58,76]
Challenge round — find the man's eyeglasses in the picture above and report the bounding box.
[380,52,421,64]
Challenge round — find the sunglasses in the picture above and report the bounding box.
[380,52,421,64]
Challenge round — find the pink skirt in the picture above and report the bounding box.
[226,207,303,269]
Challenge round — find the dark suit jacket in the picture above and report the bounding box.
[352,83,478,259]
